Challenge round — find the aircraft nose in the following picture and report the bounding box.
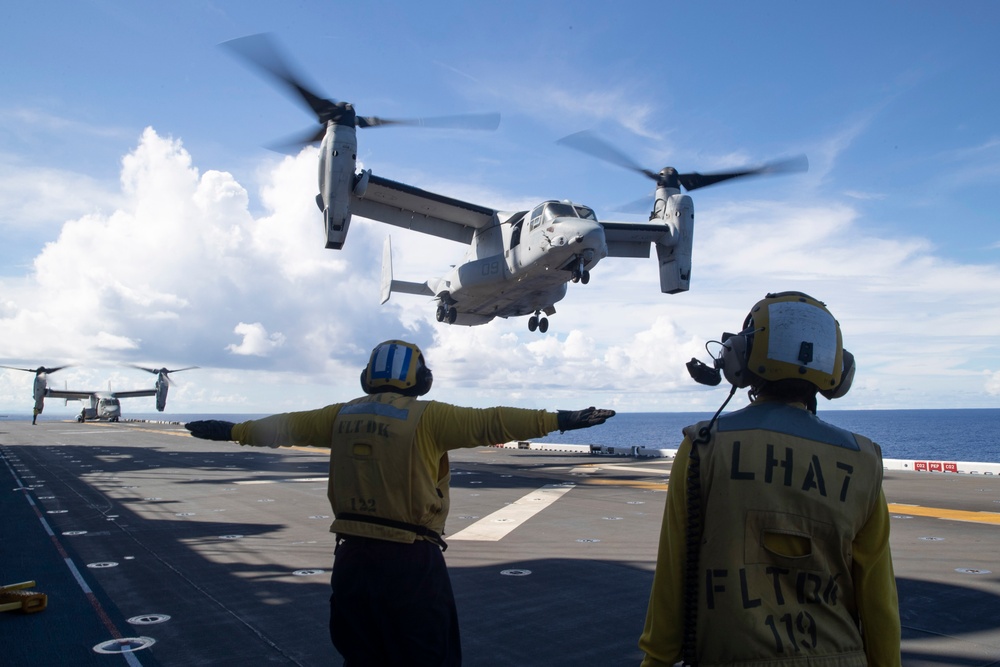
[546,218,606,255]
[568,220,604,247]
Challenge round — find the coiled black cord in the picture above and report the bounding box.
[681,385,736,666]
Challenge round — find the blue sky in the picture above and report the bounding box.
[1,1,999,416]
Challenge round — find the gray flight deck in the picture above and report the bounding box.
[1,419,999,666]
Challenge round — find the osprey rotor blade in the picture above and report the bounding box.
[130,365,199,375]
[560,130,808,193]
[678,154,809,191]
[357,112,501,131]
[264,126,329,153]
[221,33,336,123]
[163,366,198,387]
[557,130,661,182]
[1,364,71,375]
[222,33,500,136]
[164,366,200,374]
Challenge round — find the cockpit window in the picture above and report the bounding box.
[573,205,597,221]
[542,202,579,224]
[529,205,544,230]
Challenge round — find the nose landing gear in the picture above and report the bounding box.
[570,257,590,284]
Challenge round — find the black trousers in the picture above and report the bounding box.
[330,536,461,666]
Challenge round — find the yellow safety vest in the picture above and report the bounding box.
[328,393,444,545]
[687,402,883,666]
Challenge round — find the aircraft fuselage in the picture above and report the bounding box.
[78,394,122,422]
[435,202,608,324]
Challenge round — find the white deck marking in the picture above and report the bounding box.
[234,477,328,485]
[592,464,671,475]
[449,484,575,541]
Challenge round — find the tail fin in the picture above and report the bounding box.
[381,236,433,304]
[380,237,394,305]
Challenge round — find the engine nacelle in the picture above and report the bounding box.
[33,375,47,413]
[155,376,169,412]
[324,206,352,250]
[655,193,694,294]
[317,124,358,250]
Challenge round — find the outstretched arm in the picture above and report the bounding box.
[419,402,615,451]
[187,405,343,449]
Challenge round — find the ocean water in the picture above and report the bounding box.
[531,409,1000,463]
[4,408,999,463]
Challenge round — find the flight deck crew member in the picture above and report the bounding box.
[639,292,900,667]
[186,339,616,667]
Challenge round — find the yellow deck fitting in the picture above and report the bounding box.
[0,581,48,614]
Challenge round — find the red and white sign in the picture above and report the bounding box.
[912,461,958,473]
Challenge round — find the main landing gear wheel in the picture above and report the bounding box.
[436,305,458,324]
[527,314,549,333]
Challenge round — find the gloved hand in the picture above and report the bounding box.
[557,407,616,433]
[185,420,236,441]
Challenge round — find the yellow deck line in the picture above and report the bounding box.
[889,503,1000,525]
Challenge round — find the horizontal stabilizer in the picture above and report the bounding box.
[391,280,434,297]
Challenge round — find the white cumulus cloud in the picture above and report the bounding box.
[2,127,1000,414]
[226,322,287,357]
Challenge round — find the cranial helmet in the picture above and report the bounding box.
[360,340,433,396]
[718,292,853,398]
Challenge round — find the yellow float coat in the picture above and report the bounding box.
[640,399,901,667]
[232,395,559,543]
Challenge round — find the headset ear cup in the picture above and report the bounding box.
[721,335,750,388]
[821,349,855,400]
[360,369,372,394]
[417,366,433,395]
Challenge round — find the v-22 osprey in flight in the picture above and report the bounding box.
[223,34,807,333]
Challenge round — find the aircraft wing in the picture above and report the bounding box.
[351,174,497,244]
[600,221,674,258]
[44,389,95,401]
[111,390,157,399]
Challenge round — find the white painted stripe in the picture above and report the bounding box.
[592,464,672,475]
[125,648,145,667]
[37,514,56,537]
[449,484,574,541]
[234,477,328,485]
[2,454,146,664]
[64,558,94,595]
